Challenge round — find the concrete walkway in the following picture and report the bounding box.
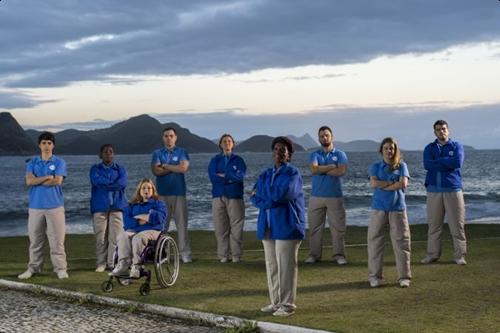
[0,288,221,333]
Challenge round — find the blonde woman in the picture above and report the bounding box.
[110,179,167,278]
[367,137,412,288]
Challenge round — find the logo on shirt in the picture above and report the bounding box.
[233,165,237,170]
[449,151,454,156]
[48,165,56,171]
[172,156,179,162]
[332,156,338,162]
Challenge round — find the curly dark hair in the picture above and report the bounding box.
[271,136,294,160]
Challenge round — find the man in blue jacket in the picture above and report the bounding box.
[421,120,467,265]
[89,144,128,272]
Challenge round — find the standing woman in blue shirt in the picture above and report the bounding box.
[251,136,305,317]
[89,144,128,272]
[208,134,247,263]
[367,137,412,288]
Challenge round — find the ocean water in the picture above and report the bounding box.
[1,150,499,237]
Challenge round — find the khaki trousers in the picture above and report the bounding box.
[426,191,466,260]
[92,211,124,268]
[160,195,191,257]
[262,239,301,308]
[367,210,411,280]
[116,230,160,265]
[212,197,245,259]
[307,196,346,260]
[27,207,67,273]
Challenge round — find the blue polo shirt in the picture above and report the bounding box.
[151,147,189,196]
[26,155,67,209]
[310,148,348,197]
[368,160,410,212]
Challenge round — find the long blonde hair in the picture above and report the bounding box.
[130,178,159,204]
[379,137,402,171]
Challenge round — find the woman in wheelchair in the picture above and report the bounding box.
[110,178,167,278]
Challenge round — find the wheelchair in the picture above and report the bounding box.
[101,231,180,296]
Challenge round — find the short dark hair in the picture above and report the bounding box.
[271,136,294,160]
[38,131,55,144]
[163,127,177,135]
[318,126,332,135]
[99,143,113,154]
[433,120,448,130]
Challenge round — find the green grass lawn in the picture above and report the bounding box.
[1,224,500,333]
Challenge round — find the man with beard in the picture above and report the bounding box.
[305,126,348,265]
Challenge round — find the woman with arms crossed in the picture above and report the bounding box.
[208,134,246,263]
[251,136,305,317]
[368,137,412,288]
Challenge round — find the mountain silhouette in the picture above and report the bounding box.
[24,114,218,154]
[0,112,37,155]
[235,135,305,153]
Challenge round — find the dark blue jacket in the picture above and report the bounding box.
[123,199,168,233]
[89,162,128,213]
[208,153,246,199]
[251,163,305,241]
[423,139,464,190]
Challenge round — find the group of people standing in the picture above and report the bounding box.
[17,120,467,318]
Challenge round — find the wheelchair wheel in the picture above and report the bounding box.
[101,280,113,293]
[139,283,150,296]
[154,234,180,288]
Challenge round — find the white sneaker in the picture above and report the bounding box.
[57,271,69,279]
[421,256,438,264]
[335,256,348,265]
[369,277,381,288]
[232,257,241,263]
[304,256,317,264]
[454,257,467,265]
[272,306,295,317]
[182,255,192,263]
[220,258,228,263]
[399,279,411,288]
[95,265,106,273]
[260,304,279,313]
[18,270,34,280]
[129,265,141,278]
[110,260,129,276]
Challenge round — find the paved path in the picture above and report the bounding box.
[0,289,223,333]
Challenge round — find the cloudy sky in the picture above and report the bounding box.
[1,0,500,149]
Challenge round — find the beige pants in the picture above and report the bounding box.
[262,239,301,308]
[426,191,467,260]
[27,207,67,273]
[160,195,191,257]
[307,196,346,260]
[116,230,160,265]
[368,210,411,280]
[92,211,123,268]
[212,197,245,259]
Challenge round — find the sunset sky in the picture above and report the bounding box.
[1,1,500,149]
